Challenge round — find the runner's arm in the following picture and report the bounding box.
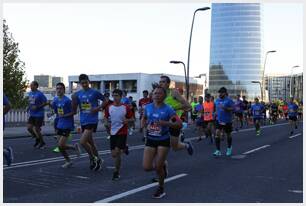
[171,89,192,111]
[71,93,79,115]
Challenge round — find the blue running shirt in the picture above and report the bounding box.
[215,96,234,124]
[144,103,176,141]
[74,88,104,125]
[51,95,74,130]
[28,90,47,117]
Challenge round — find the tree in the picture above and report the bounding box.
[3,19,28,109]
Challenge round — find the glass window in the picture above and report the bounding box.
[122,80,137,93]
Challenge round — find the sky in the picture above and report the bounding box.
[3,2,303,85]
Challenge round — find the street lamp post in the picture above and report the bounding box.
[186,6,210,102]
[290,65,300,98]
[252,81,263,101]
[170,60,188,100]
[194,73,207,96]
[262,50,276,101]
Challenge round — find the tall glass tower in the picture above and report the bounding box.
[209,3,262,100]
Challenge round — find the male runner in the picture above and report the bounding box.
[51,83,81,168]
[128,96,137,135]
[202,93,215,144]
[27,81,48,149]
[138,90,152,134]
[3,94,13,166]
[233,95,244,131]
[270,101,278,124]
[242,96,249,126]
[213,87,234,157]
[142,86,182,199]
[104,89,133,180]
[102,92,113,139]
[288,97,299,135]
[194,96,204,141]
[72,74,105,171]
[159,75,193,155]
[250,97,264,136]
[191,97,198,123]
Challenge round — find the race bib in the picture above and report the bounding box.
[148,122,162,136]
[58,107,64,115]
[81,102,91,113]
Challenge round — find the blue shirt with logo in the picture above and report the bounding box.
[251,103,264,119]
[74,88,104,125]
[51,95,74,130]
[288,103,298,117]
[28,90,47,117]
[215,96,234,124]
[144,103,176,141]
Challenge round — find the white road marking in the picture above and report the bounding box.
[243,145,270,155]
[95,173,188,203]
[74,176,90,180]
[288,190,303,194]
[289,133,302,139]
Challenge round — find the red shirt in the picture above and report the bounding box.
[138,97,152,115]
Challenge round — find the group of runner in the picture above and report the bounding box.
[3,73,302,199]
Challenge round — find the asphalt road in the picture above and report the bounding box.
[3,120,303,203]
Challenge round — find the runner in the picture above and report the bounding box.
[242,96,249,126]
[104,89,133,180]
[191,97,198,124]
[72,74,105,171]
[121,90,131,105]
[202,93,215,144]
[288,97,299,135]
[102,92,113,140]
[3,94,14,166]
[213,87,234,157]
[27,81,48,149]
[138,90,152,135]
[233,95,244,131]
[250,97,264,136]
[128,96,137,135]
[51,83,81,168]
[194,96,204,141]
[270,101,278,124]
[142,86,182,199]
[159,75,194,155]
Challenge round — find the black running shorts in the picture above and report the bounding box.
[28,116,44,127]
[145,138,170,148]
[216,122,232,133]
[289,116,297,121]
[57,129,71,137]
[110,135,127,150]
[81,123,98,133]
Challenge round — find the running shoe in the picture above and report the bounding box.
[94,158,104,171]
[112,171,120,181]
[38,141,46,149]
[186,141,194,155]
[256,130,261,136]
[290,131,294,136]
[295,125,298,129]
[213,150,221,157]
[74,143,81,157]
[152,186,166,199]
[106,135,111,140]
[53,147,60,153]
[235,127,239,132]
[89,158,96,170]
[4,147,14,166]
[226,147,232,156]
[33,139,40,148]
[124,144,129,155]
[61,161,72,168]
[129,129,133,136]
[196,137,203,142]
